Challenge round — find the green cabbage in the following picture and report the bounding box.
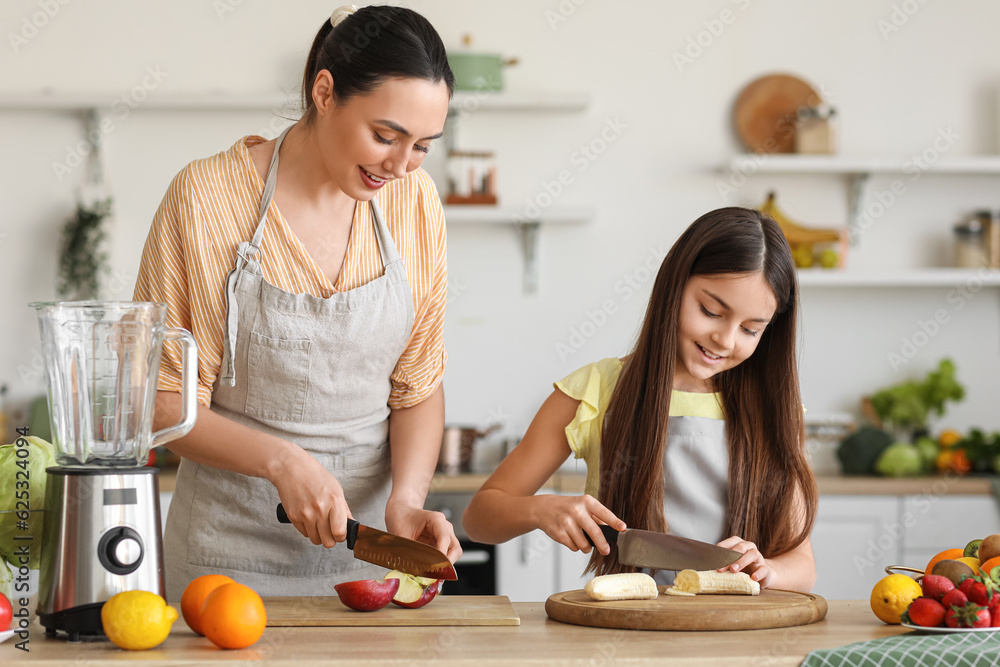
[0,436,56,569]
[875,442,923,478]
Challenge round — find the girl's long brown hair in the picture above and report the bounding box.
[590,207,817,575]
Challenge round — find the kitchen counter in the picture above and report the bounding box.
[158,470,999,496]
[1,600,907,666]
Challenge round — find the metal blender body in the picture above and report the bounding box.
[32,301,198,640]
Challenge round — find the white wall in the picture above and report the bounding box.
[2,0,999,456]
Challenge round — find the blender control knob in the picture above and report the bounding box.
[98,526,145,575]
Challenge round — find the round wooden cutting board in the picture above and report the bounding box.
[545,587,828,631]
[733,73,822,154]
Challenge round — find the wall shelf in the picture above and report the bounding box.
[798,268,1000,287]
[448,91,589,113]
[445,205,595,293]
[723,154,1000,244]
[0,92,293,112]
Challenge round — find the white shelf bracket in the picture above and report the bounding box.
[846,172,871,245]
[516,221,541,294]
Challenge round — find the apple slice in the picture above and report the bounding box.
[334,578,400,612]
[384,570,443,609]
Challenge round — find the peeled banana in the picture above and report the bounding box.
[666,569,760,596]
[585,573,659,601]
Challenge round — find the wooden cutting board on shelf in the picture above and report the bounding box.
[734,73,822,154]
[545,587,827,631]
[264,595,519,627]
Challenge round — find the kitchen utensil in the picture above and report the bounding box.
[438,423,501,475]
[276,505,458,581]
[447,34,518,92]
[734,73,822,153]
[588,525,741,571]
[32,300,198,640]
[264,594,519,627]
[545,587,828,631]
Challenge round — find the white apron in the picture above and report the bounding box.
[163,127,415,599]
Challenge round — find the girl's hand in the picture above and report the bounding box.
[716,535,774,588]
[533,494,626,555]
[385,502,463,563]
[268,445,352,548]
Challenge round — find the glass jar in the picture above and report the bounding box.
[953,217,988,268]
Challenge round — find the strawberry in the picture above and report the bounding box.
[945,602,991,629]
[941,588,969,610]
[963,580,990,606]
[920,574,955,602]
[959,578,979,598]
[993,608,1000,628]
[902,597,946,628]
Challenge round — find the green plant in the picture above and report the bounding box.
[58,197,112,299]
[869,359,965,439]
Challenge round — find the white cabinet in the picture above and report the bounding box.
[811,496,901,600]
[811,494,1000,601]
[495,529,557,602]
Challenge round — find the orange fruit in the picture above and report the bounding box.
[980,556,1000,579]
[200,582,267,650]
[181,574,235,635]
[925,548,965,574]
[938,429,963,448]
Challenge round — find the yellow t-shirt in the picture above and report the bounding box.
[133,135,447,409]
[554,358,724,498]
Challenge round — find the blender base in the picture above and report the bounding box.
[39,602,106,641]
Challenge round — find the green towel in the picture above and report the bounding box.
[801,631,1000,666]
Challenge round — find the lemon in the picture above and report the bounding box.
[870,574,922,624]
[101,590,177,650]
[957,556,981,575]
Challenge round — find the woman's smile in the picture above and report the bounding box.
[360,167,390,189]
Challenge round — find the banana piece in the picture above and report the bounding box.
[759,191,840,245]
[585,573,659,601]
[666,569,760,596]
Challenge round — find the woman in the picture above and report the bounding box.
[134,4,461,599]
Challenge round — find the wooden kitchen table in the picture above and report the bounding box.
[1,600,908,666]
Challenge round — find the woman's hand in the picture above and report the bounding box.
[716,535,774,588]
[532,494,626,555]
[268,445,352,548]
[385,501,463,563]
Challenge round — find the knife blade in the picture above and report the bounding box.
[589,525,741,571]
[276,504,458,581]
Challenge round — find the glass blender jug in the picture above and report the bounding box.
[32,301,198,639]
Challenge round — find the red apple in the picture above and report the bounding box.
[384,570,443,609]
[334,578,400,612]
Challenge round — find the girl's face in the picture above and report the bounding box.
[674,272,778,393]
[313,75,450,200]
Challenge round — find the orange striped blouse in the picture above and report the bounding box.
[133,135,447,409]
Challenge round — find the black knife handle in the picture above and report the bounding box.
[585,524,621,548]
[275,503,360,550]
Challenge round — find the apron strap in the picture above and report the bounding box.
[221,126,292,386]
[369,198,401,269]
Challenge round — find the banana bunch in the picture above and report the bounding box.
[758,191,842,269]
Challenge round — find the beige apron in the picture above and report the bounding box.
[163,127,415,599]
[653,415,729,586]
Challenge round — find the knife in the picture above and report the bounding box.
[588,525,741,571]
[276,504,458,581]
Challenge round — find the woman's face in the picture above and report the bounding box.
[674,272,778,393]
[313,75,450,200]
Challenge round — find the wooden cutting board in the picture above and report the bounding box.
[545,587,827,631]
[264,595,519,627]
[733,73,822,153]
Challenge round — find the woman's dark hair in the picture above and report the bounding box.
[300,5,454,119]
[589,207,818,576]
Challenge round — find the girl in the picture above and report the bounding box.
[134,5,460,598]
[463,207,818,591]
